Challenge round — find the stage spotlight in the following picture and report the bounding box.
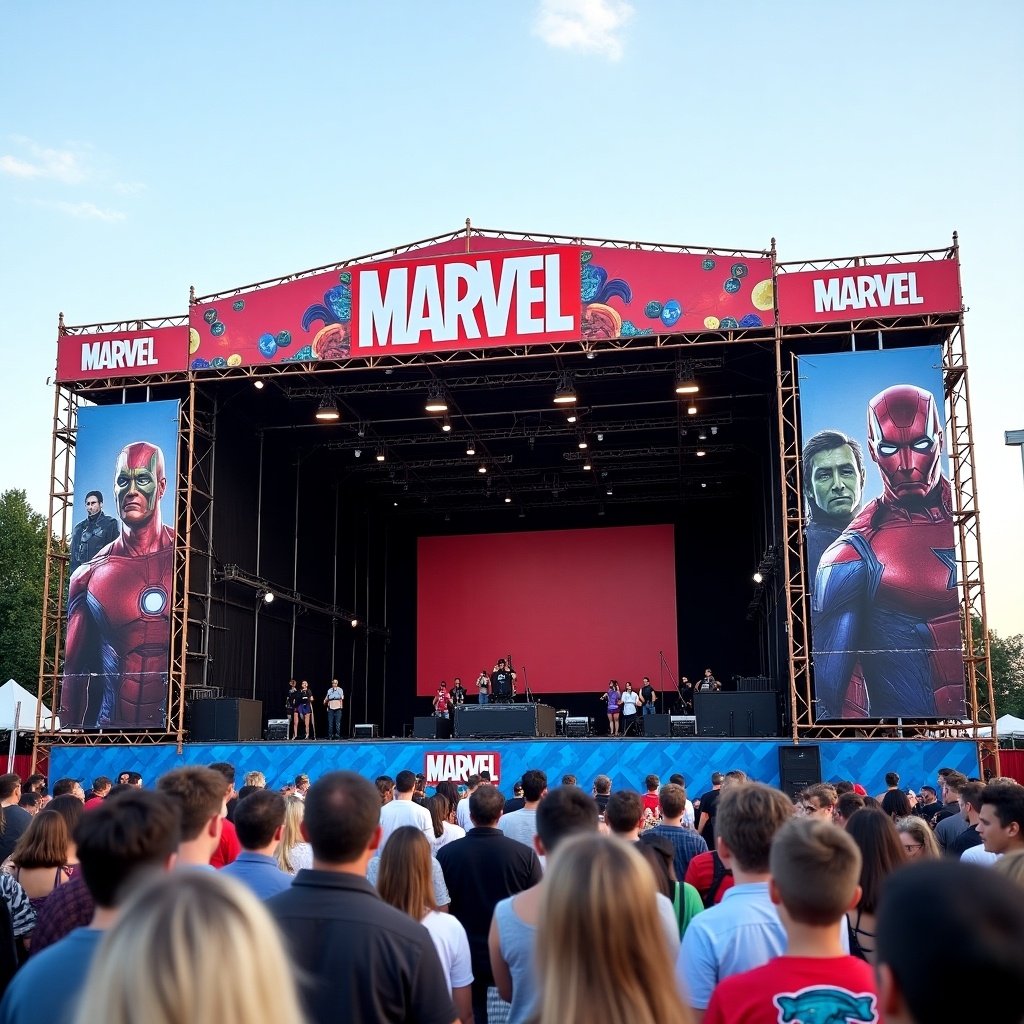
[701,482,707,488]
[478,464,487,474]
[315,396,341,422]
[598,504,606,516]
[354,449,362,458]
[606,486,613,496]
[553,373,577,405]
[259,590,274,604]
[392,501,398,507]
[711,426,718,436]
[578,439,588,450]
[675,377,699,395]
[696,449,706,457]
[350,618,359,628]
[442,416,452,433]
[466,441,476,456]
[376,449,386,462]
[425,383,447,413]
[586,350,595,360]
[596,433,604,442]
[752,571,764,584]
[687,402,698,416]
[566,413,578,424]
[504,495,512,504]
[582,461,592,471]
[253,379,265,390]
[699,429,708,441]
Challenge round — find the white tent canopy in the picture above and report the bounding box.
[997,713,1024,736]
[0,678,56,731]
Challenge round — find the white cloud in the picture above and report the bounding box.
[0,137,87,184]
[113,181,147,197]
[533,0,635,61]
[33,199,125,222]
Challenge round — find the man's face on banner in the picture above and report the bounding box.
[809,443,863,519]
[114,442,166,525]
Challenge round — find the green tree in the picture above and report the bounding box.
[0,490,48,691]
[972,615,1024,719]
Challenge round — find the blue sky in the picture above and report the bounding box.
[1,1,1021,634]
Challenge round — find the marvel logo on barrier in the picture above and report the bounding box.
[425,751,501,785]
[56,325,189,383]
[777,260,961,325]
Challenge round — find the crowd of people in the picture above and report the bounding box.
[0,760,1021,1024]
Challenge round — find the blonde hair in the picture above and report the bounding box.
[243,771,266,788]
[275,796,306,874]
[894,815,941,858]
[72,870,304,1024]
[534,834,693,1024]
[377,826,438,920]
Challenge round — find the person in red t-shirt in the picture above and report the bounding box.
[703,817,879,1024]
[641,774,662,821]
[432,682,453,720]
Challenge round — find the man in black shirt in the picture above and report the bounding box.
[490,659,516,704]
[0,774,32,863]
[69,491,119,575]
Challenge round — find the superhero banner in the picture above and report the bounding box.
[778,259,961,326]
[56,325,189,384]
[798,347,964,721]
[188,244,774,370]
[61,401,180,731]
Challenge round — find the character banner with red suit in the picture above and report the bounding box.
[61,401,180,731]
[797,347,965,722]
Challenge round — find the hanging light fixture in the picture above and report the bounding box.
[315,395,340,422]
[441,415,452,433]
[375,448,386,462]
[687,401,698,416]
[465,440,476,456]
[553,373,577,405]
[425,382,448,413]
[253,379,265,390]
[478,464,487,474]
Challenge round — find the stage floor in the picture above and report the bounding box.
[47,736,980,797]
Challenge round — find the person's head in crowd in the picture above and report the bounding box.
[880,788,913,820]
[669,773,686,789]
[561,774,577,787]
[724,769,748,784]
[635,834,677,899]
[862,796,881,809]
[645,774,660,794]
[17,791,42,814]
[235,783,261,805]
[424,794,449,840]
[75,789,180,911]
[468,784,505,828]
[875,860,1024,1024]
[893,816,940,859]
[233,790,285,853]
[375,775,395,805]
[294,774,310,795]
[521,769,547,805]
[834,779,855,797]
[994,850,1024,888]
[770,817,862,927]
[917,785,938,806]
[798,782,837,821]
[533,834,693,1024]
[275,796,307,875]
[72,870,305,1024]
[243,770,266,789]
[0,773,22,803]
[592,775,612,797]
[479,770,492,783]
[658,783,688,823]
[303,771,380,868]
[512,781,525,799]
[834,791,866,827]
[208,762,237,800]
[89,777,112,800]
[884,771,900,790]
[434,780,460,807]
[378,826,438,919]
[394,770,417,797]
[939,770,968,804]
[605,790,644,838]
[52,777,85,800]
[48,793,86,852]
[716,781,794,874]
[844,807,905,916]
[464,773,482,794]
[156,766,228,865]
[105,783,136,800]
[117,771,143,788]
[535,786,599,858]
[978,781,1024,857]
[24,773,47,795]
[11,809,70,869]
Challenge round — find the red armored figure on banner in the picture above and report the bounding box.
[812,384,964,720]
[60,441,175,729]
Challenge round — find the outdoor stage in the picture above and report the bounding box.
[49,736,981,799]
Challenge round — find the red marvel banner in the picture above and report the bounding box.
[188,244,774,370]
[777,259,961,326]
[56,325,189,383]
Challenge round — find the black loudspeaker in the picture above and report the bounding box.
[354,723,379,738]
[671,715,697,737]
[264,718,289,741]
[778,745,822,799]
[695,692,778,737]
[187,698,263,742]
[413,716,453,739]
[454,704,556,738]
[643,713,671,737]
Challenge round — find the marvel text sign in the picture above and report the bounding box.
[777,260,961,325]
[424,751,501,785]
[56,326,189,383]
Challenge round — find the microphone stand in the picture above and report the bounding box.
[658,650,678,713]
[522,664,534,703]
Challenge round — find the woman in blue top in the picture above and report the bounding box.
[600,680,621,736]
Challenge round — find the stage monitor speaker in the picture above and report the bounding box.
[454,704,556,738]
[778,745,822,799]
[671,715,697,737]
[413,716,452,739]
[264,718,288,741]
[643,713,671,737]
[695,692,778,737]
[187,698,262,742]
[354,723,379,739]
[565,716,590,737]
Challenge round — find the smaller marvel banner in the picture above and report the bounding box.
[778,259,961,325]
[61,400,180,730]
[188,244,774,370]
[799,347,964,721]
[56,325,189,383]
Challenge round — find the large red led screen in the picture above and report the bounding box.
[416,525,678,697]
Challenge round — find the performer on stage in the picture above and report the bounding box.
[433,681,453,719]
[697,668,720,693]
[60,441,175,730]
[476,669,490,705]
[599,680,621,736]
[324,679,344,740]
[640,676,657,718]
[450,677,467,706]
[285,679,299,739]
[296,680,314,739]
[677,676,694,714]
[620,680,641,733]
[491,658,516,704]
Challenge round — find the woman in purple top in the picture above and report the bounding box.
[600,680,622,736]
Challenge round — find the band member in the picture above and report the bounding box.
[677,676,694,715]
[599,680,621,736]
[60,441,175,729]
[324,679,344,740]
[620,681,641,733]
[697,668,721,693]
[296,680,314,739]
[640,676,657,717]
[491,658,516,703]
[476,669,491,705]
[450,677,467,706]
[433,681,453,719]
[285,680,299,738]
